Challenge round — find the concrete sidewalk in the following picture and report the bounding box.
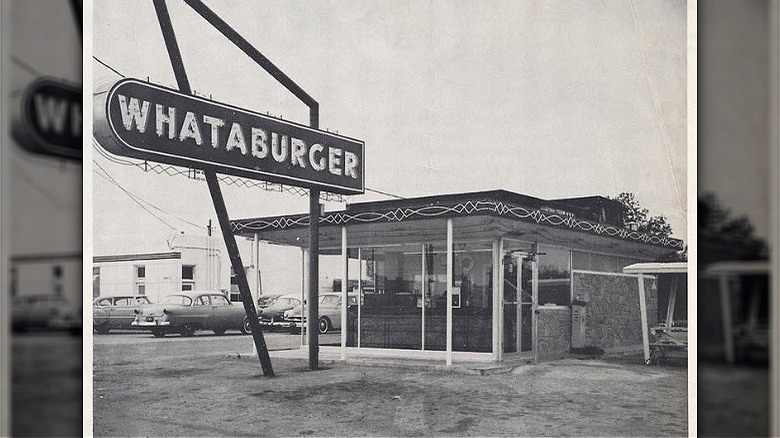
[258,347,652,376]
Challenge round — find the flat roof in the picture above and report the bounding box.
[94,252,182,263]
[231,189,684,253]
[623,261,687,274]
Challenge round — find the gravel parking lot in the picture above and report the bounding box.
[93,332,687,437]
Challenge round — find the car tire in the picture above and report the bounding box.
[241,318,252,335]
[213,328,226,336]
[94,325,110,334]
[318,316,331,334]
[151,328,167,338]
[180,324,197,337]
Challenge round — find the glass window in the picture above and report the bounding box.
[182,265,194,280]
[352,241,493,353]
[211,295,229,306]
[137,284,146,295]
[135,265,145,278]
[92,267,101,299]
[135,296,151,305]
[97,298,112,307]
[194,296,210,306]
[162,295,192,306]
[182,284,193,291]
[114,298,132,306]
[537,247,571,306]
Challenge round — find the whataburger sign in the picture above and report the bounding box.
[94,78,364,195]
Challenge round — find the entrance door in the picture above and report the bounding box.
[502,251,535,356]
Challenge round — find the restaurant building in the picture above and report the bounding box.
[232,190,683,363]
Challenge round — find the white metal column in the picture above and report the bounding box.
[341,227,348,361]
[496,238,504,362]
[446,219,453,366]
[254,233,260,303]
[515,254,526,354]
[718,274,735,364]
[301,248,308,346]
[531,254,539,364]
[357,247,362,348]
[491,239,499,359]
[421,243,426,351]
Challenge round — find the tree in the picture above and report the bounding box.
[611,192,673,238]
[698,192,766,260]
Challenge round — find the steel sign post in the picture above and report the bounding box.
[113,0,368,375]
[151,0,280,376]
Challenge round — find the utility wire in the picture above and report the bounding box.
[93,161,180,230]
[10,56,42,77]
[92,55,125,78]
[91,57,405,202]
[94,159,219,234]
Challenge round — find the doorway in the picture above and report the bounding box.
[502,249,536,358]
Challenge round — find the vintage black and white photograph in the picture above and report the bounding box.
[1,0,83,436]
[90,1,689,436]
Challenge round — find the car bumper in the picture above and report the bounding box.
[132,320,171,327]
[259,319,292,328]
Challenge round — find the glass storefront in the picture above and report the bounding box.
[346,240,493,353]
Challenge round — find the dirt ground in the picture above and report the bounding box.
[93,351,687,437]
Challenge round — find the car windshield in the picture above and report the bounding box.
[161,295,192,306]
[274,298,298,307]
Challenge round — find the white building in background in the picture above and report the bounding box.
[93,233,227,304]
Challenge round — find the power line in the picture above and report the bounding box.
[93,162,179,231]
[90,58,403,203]
[365,187,404,200]
[92,55,125,78]
[10,56,42,77]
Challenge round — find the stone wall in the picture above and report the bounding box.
[537,307,571,359]
[572,271,658,352]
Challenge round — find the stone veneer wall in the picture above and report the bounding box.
[572,271,658,353]
[537,307,571,359]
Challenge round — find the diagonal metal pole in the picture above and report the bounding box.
[152,0,274,376]
[182,0,322,370]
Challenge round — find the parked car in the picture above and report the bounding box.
[93,295,152,333]
[286,292,359,334]
[257,293,302,330]
[131,291,252,337]
[257,294,282,309]
[12,294,81,335]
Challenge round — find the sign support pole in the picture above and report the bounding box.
[180,0,326,371]
[308,189,320,369]
[152,0,274,376]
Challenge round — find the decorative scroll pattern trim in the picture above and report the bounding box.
[231,200,684,249]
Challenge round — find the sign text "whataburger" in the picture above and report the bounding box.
[103,79,364,194]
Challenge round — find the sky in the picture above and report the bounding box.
[91,0,688,292]
[699,0,769,239]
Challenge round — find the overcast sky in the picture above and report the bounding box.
[91,0,688,288]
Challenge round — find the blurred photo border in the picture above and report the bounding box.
[0,2,10,436]
[770,1,780,436]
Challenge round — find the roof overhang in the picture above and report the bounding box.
[705,260,769,276]
[623,261,687,275]
[232,190,684,257]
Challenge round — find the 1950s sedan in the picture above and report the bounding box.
[93,295,152,333]
[132,291,252,337]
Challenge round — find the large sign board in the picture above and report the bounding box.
[94,78,365,195]
[14,78,82,160]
